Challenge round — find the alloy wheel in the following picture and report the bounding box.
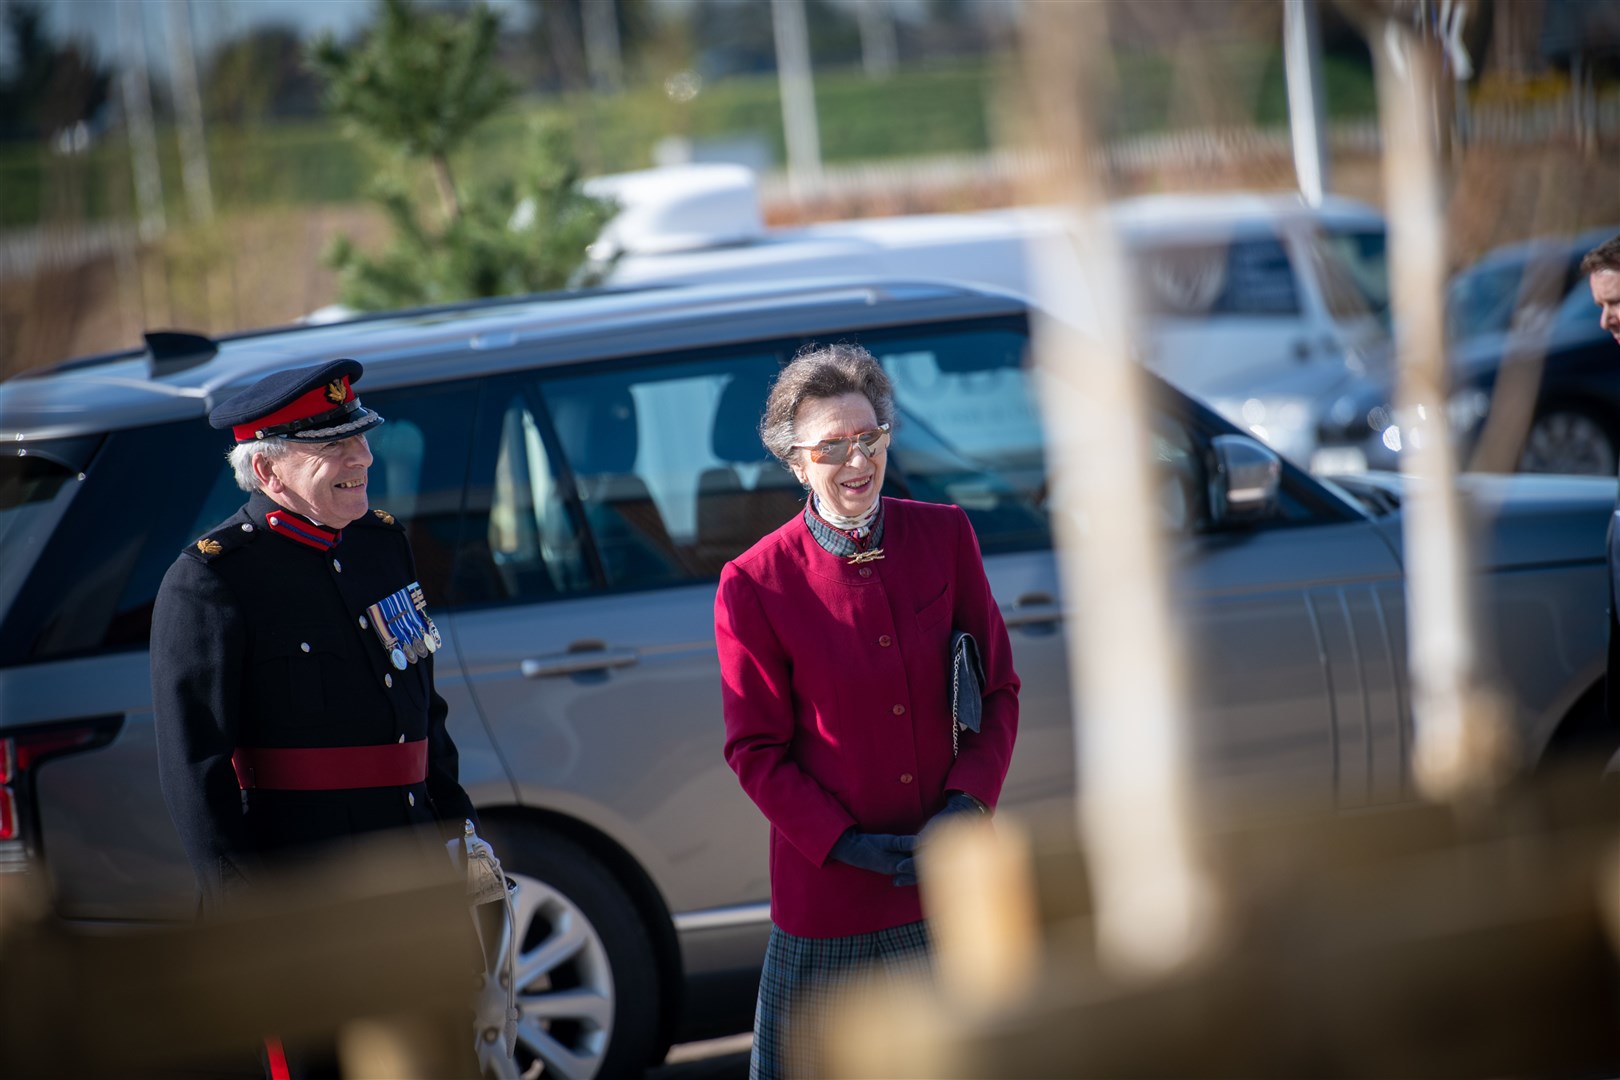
[478,871,617,1080]
[1518,411,1617,476]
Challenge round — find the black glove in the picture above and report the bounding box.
[830,829,919,887]
[920,790,988,847]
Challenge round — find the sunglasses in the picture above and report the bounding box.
[791,423,891,466]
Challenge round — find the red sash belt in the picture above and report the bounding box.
[232,739,428,791]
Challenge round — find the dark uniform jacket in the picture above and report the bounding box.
[151,491,477,904]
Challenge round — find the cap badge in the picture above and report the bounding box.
[373,509,395,525]
[196,538,223,556]
[325,379,346,404]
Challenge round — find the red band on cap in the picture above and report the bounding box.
[232,376,354,441]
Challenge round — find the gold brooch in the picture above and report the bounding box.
[325,379,346,404]
[847,548,885,565]
[372,509,395,524]
[196,538,223,556]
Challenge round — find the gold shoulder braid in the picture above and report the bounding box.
[372,509,395,524]
[847,548,885,565]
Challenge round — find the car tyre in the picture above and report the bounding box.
[1518,409,1618,477]
[476,824,661,1080]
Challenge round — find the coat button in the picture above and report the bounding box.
[241,523,254,532]
[398,733,406,743]
[385,674,394,688]
[858,567,873,578]
[878,635,892,647]
[300,642,311,653]
[358,616,368,629]
[333,559,343,573]
[900,773,914,784]
[407,792,415,807]
[892,704,906,715]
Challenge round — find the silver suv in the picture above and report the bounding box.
[0,279,1613,1077]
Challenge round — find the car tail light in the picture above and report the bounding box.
[0,719,120,865]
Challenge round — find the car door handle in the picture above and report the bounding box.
[521,645,640,679]
[1002,592,1063,628]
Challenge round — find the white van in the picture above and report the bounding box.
[583,164,1392,471]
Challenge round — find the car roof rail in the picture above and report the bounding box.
[9,329,219,382]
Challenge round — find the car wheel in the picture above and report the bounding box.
[1518,410,1618,476]
[476,825,661,1080]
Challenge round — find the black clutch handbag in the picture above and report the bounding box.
[950,629,985,757]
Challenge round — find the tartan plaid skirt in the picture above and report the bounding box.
[751,919,932,1080]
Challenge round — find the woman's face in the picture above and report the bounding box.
[790,392,887,520]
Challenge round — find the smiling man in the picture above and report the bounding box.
[152,358,479,902]
[150,358,484,1069]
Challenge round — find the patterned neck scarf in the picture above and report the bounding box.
[804,496,886,563]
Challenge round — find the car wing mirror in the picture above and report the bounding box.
[1208,434,1281,526]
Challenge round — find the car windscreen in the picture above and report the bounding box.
[1445,246,1577,345]
[1130,235,1302,318]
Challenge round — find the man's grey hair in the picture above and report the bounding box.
[227,438,291,493]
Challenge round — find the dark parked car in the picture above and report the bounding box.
[1,279,1614,1077]
[1317,227,1620,475]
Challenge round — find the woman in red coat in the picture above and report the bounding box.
[715,343,1020,1079]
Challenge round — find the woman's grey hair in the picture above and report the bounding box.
[227,438,291,493]
[760,343,896,468]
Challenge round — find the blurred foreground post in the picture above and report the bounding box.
[0,834,476,1078]
[1283,0,1331,205]
[772,0,824,196]
[1367,7,1516,801]
[1021,0,1217,981]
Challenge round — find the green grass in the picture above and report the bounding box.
[0,51,1375,229]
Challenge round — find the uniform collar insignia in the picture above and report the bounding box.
[257,499,342,551]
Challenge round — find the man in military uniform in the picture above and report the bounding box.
[151,358,479,907]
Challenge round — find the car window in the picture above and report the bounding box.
[459,351,790,601]
[1132,236,1302,318]
[857,323,1051,554]
[0,419,228,664]
[1313,227,1390,321]
[359,381,481,605]
[1447,247,1580,344]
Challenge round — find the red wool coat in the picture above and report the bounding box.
[716,498,1020,938]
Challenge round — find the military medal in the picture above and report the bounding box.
[375,587,440,665]
[409,582,443,652]
[384,592,420,663]
[368,600,410,670]
[401,590,432,657]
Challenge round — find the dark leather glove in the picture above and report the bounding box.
[920,790,988,847]
[830,828,919,887]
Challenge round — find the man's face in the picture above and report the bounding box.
[256,434,373,527]
[1591,268,1620,347]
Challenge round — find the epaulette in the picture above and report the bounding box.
[182,522,257,563]
[356,507,404,531]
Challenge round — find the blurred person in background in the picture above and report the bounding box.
[1585,235,1620,350]
[151,359,482,1077]
[715,344,1021,1079]
[1581,234,1620,759]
